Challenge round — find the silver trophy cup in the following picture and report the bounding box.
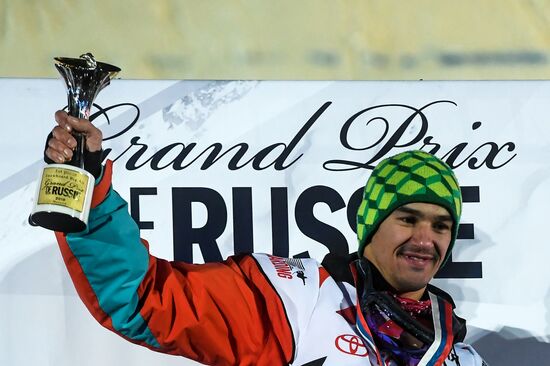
[30,53,120,233]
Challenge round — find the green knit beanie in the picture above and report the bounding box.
[356,150,462,265]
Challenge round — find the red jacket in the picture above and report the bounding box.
[56,161,485,365]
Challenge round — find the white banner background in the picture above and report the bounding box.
[0,79,549,365]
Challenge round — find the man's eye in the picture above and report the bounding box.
[400,216,416,224]
[434,222,450,231]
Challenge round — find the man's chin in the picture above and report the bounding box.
[392,272,432,295]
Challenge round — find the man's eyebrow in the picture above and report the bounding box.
[395,206,453,221]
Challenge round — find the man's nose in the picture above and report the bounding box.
[411,222,435,247]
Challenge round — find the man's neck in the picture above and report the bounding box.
[396,288,427,301]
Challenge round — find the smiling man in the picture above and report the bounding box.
[46,112,486,366]
[349,151,488,365]
[358,150,461,302]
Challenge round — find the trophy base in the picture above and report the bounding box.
[31,163,95,233]
[29,211,86,233]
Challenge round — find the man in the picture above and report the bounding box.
[45,110,486,365]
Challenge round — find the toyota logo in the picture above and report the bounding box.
[334,334,369,357]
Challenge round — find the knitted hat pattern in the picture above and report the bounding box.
[357,150,462,265]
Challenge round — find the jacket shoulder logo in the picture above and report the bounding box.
[267,255,307,284]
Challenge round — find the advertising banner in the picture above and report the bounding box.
[0,79,548,365]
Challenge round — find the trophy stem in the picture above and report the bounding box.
[71,132,86,170]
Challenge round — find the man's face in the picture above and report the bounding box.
[362,202,453,299]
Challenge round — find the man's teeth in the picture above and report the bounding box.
[406,255,428,261]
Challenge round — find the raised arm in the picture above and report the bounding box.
[48,112,294,365]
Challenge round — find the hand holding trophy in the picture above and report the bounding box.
[29,53,120,233]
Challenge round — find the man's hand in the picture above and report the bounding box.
[45,110,104,179]
[45,110,103,163]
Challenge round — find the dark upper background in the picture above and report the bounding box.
[2,0,550,80]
